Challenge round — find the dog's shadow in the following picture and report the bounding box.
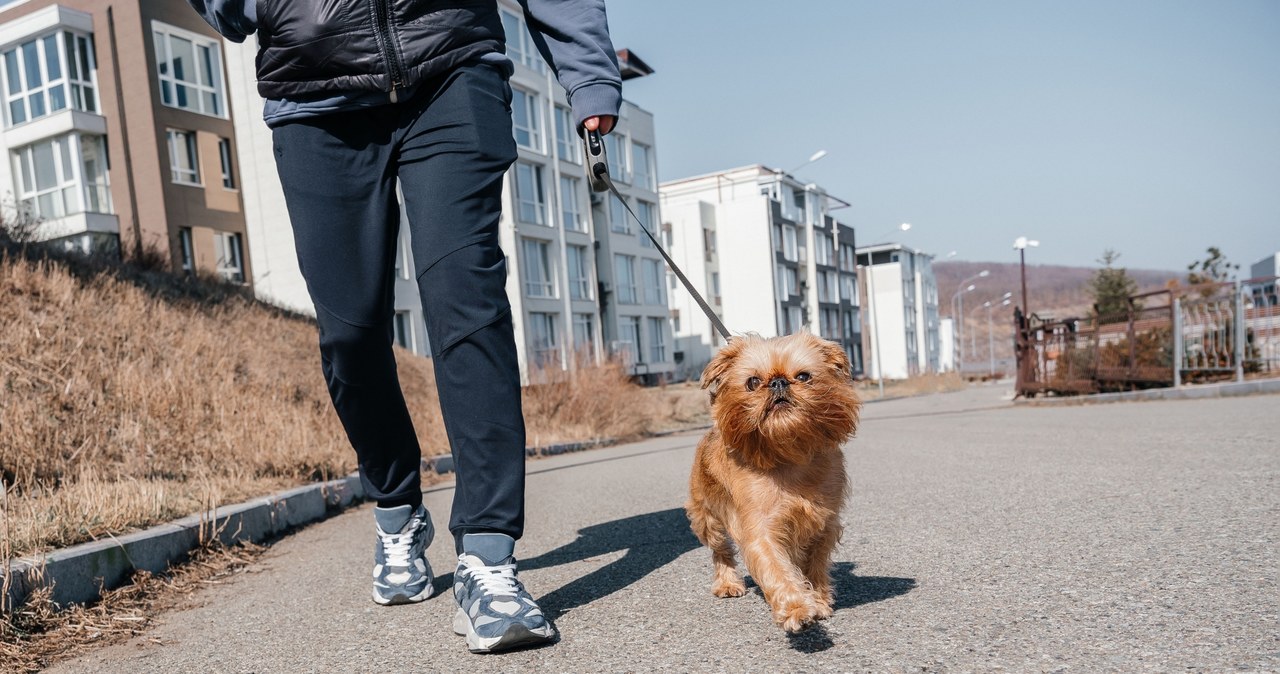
[776,562,918,653]
[434,508,916,654]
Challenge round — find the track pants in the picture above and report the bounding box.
[271,62,525,551]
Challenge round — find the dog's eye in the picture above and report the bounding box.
[746,376,762,391]
[796,372,812,383]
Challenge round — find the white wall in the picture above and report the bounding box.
[867,262,909,380]
[717,196,779,338]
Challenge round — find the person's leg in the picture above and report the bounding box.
[394,63,525,552]
[271,112,424,509]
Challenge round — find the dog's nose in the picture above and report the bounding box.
[768,376,789,393]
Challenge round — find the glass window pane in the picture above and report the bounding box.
[202,90,217,115]
[22,41,41,88]
[10,99,25,124]
[28,92,44,118]
[34,142,57,191]
[64,33,78,80]
[5,50,21,94]
[43,35,61,81]
[18,150,32,192]
[48,84,66,111]
[59,136,73,181]
[78,37,92,80]
[175,83,189,108]
[160,80,171,105]
[170,36,194,84]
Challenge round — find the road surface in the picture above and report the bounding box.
[51,385,1279,672]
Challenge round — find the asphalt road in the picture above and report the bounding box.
[51,385,1279,672]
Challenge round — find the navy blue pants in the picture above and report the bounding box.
[272,63,525,550]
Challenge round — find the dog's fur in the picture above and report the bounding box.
[686,333,861,632]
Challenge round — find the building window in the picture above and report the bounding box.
[609,193,630,234]
[499,8,545,73]
[218,137,235,189]
[529,312,559,367]
[567,244,591,300]
[642,258,665,306]
[178,227,194,274]
[153,23,225,117]
[167,129,200,185]
[3,31,97,126]
[787,306,803,334]
[214,232,244,283]
[840,244,857,272]
[841,274,857,304]
[514,162,546,224]
[631,142,654,190]
[648,317,666,363]
[393,235,411,280]
[818,270,837,303]
[521,237,555,298]
[781,225,798,261]
[13,134,111,220]
[511,88,541,151]
[393,311,414,349]
[636,200,656,246]
[572,313,594,355]
[619,315,642,364]
[613,254,637,304]
[816,233,834,266]
[554,106,578,164]
[775,264,799,298]
[703,228,716,258]
[604,132,627,182]
[711,272,721,305]
[559,176,584,231]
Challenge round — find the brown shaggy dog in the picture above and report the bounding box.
[686,333,861,632]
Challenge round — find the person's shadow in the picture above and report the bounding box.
[437,506,916,653]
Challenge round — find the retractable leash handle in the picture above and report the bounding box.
[582,128,610,193]
[579,128,733,342]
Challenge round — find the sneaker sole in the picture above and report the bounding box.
[372,580,436,606]
[452,608,555,653]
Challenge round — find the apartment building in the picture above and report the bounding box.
[0,0,248,283]
[659,165,863,378]
[856,243,941,380]
[225,3,674,383]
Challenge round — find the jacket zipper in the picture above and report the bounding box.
[370,0,405,100]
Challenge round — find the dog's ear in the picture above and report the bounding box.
[701,337,746,401]
[816,337,851,378]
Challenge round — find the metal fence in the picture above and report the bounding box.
[1015,276,1280,397]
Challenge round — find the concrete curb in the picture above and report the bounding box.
[2,474,365,612]
[1014,378,1280,406]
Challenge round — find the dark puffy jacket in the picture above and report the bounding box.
[189,0,622,123]
[255,0,502,98]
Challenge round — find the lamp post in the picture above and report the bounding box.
[1013,237,1040,318]
[950,269,989,371]
[986,295,1013,376]
[862,222,912,398]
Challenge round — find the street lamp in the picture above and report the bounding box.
[986,297,1012,376]
[863,222,912,398]
[1013,237,1040,318]
[787,149,828,176]
[950,269,989,370]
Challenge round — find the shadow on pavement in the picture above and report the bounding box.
[518,508,701,621]
[786,562,917,653]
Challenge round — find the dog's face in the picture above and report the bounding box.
[701,333,861,468]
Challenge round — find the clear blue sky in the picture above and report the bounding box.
[606,0,1279,273]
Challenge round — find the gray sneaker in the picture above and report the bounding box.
[452,533,555,653]
[372,504,435,605]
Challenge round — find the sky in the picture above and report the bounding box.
[605,0,1280,273]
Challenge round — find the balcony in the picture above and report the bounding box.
[4,108,106,147]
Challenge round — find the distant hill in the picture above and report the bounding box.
[933,261,1181,372]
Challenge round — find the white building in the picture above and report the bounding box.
[938,317,955,372]
[660,165,862,379]
[856,243,941,380]
[224,5,673,383]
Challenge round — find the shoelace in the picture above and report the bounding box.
[379,519,419,567]
[462,561,520,597]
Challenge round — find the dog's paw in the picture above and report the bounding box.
[813,596,834,621]
[774,597,820,633]
[712,578,747,598]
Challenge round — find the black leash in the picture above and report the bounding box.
[581,129,733,342]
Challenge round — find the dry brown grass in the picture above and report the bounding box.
[0,242,704,558]
[858,371,969,399]
[0,539,266,673]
